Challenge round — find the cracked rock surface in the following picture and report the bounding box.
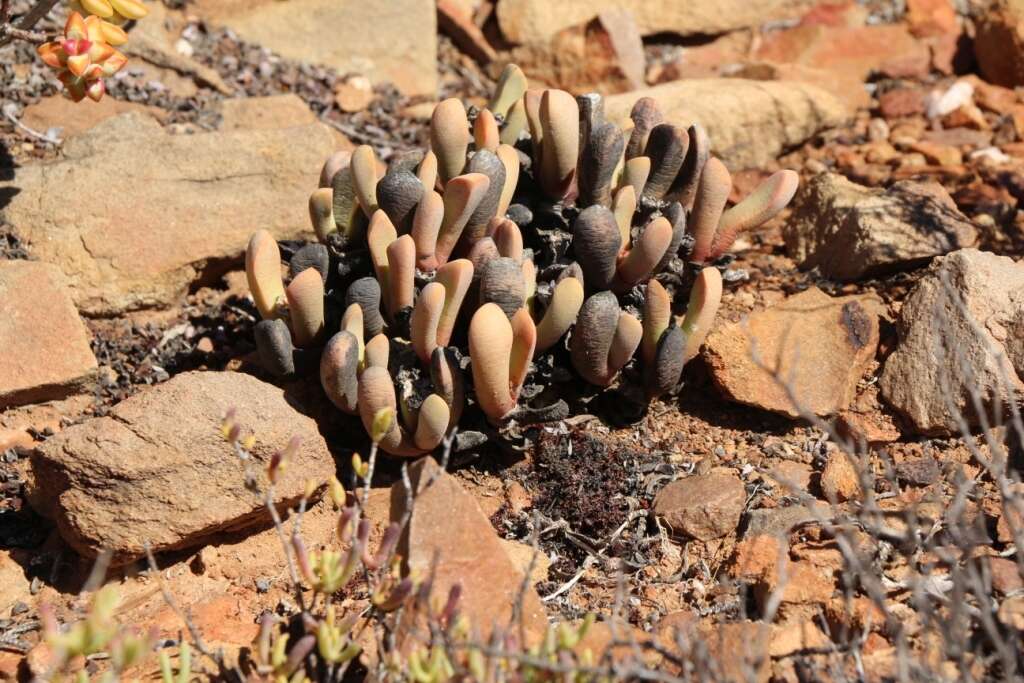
[26,371,334,564]
[0,111,336,315]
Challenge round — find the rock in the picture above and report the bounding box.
[819,452,862,502]
[835,385,902,446]
[696,620,771,683]
[784,173,978,281]
[653,471,746,541]
[21,95,167,139]
[437,0,496,64]
[769,620,830,657]
[0,262,97,409]
[755,560,835,609]
[975,0,1024,88]
[744,505,820,538]
[704,288,880,418]
[988,557,1024,595]
[193,0,437,96]
[26,371,333,563]
[1,113,335,315]
[766,460,812,494]
[755,22,930,84]
[906,0,959,38]
[389,457,548,645]
[895,456,941,487]
[219,94,317,130]
[333,76,376,113]
[730,534,784,581]
[511,9,645,95]
[882,250,1024,435]
[879,87,927,119]
[496,0,814,44]
[604,79,848,169]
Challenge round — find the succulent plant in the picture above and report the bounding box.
[37,11,128,102]
[244,64,798,456]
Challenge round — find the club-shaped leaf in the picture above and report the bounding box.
[289,243,329,283]
[377,170,423,234]
[641,278,672,367]
[468,303,516,421]
[410,281,444,364]
[413,393,450,451]
[385,234,416,316]
[621,156,651,198]
[417,150,439,193]
[615,216,674,291]
[535,274,584,353]
[490,218,523,262]
[655,202,686,273]
[689,157,732,263]
[538,89,579,199]
[331,166,365,249]
[474,109,500,152]
[358,366,422,456]
[578,122,625,209]
[246,230,285,320]
[646,325,685,400]
[495,144,520,218]
[612,185,636,252]
[480,256,525,319]
[625,97,663,160]
[340,302,365,363]
[320,330,360,413]
[500,98,528,145]
[573,205,622,291]
[642,124,689,203]
[431,98,471,184]
[434,258,474,347]
[351,145,380,218]
[255,318,295,377]
[368,210,398,311]
[681,266,723,362]
[463,150,506,247]
[488,63,528,119]
[308,188,336,243]
[345,276,385,338]
[671,123,709,208]
[433,173,491,269]
[710,170,799,259]
[319,150,351,188]
[430,346,465,429]
[570,291,640,386]
[285,267,325,347]
[364,333,390,369]
[509,307,536,398]
[412,190,444,271]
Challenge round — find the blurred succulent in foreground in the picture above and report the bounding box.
[244,64,799,456]
[36,11,128,102]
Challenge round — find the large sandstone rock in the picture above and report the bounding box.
[496,0,814,44]
[975,0,1024,87]
[0,261,97,409]
[880,249,1024,436]
[26,371,334,563]
[784,173,977,281]
[1,113,335,315]
[192,0,437,96]
[21,95,167,139]
[704,287,880,418]
[390,457,548,645]
[510,9,645,95]
[604,79,848,169]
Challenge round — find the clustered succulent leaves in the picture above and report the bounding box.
[245,64,799,456]
[32,0,147,102]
